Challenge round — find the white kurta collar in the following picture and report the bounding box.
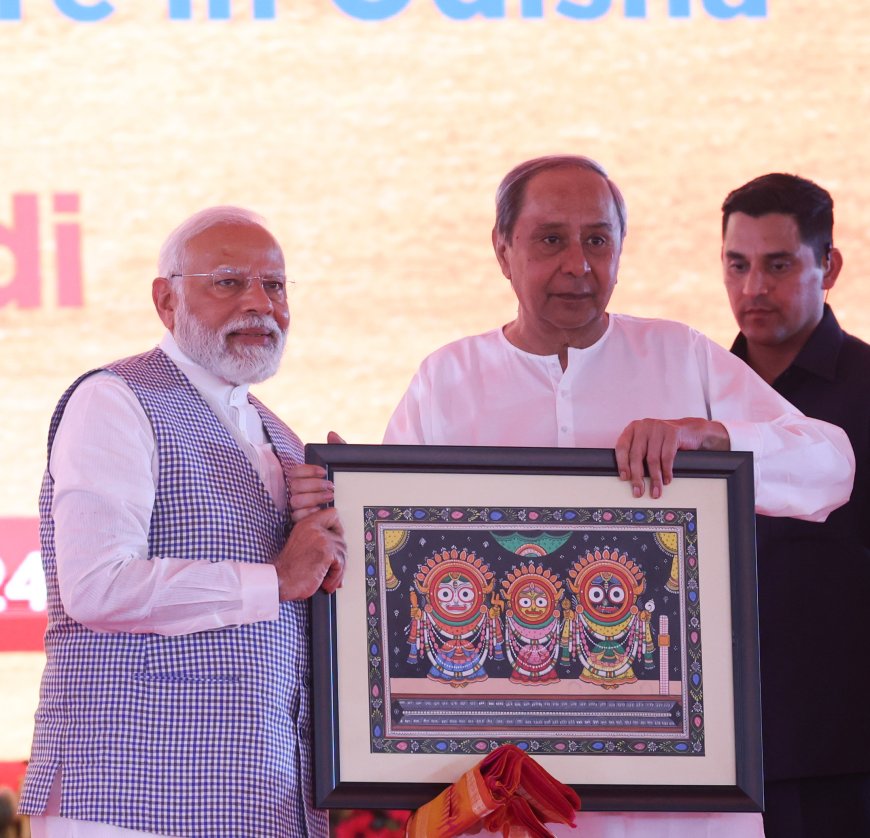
[497,313,615,363]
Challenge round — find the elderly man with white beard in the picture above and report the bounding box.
[19,207,346,838]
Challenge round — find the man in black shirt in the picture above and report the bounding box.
[722,173,870,838]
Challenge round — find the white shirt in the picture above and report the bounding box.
[384,314,856,838]
[384,315,855,521]
[49,332,282,637]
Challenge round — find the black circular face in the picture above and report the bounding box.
[580,569,633,621]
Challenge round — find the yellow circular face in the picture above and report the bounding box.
[513,582,554,625]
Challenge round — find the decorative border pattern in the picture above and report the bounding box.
[361,506,704,759]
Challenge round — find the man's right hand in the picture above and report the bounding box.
[274,507,347,600]
[614,417,730,499]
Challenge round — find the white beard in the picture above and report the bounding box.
[173,294,287,385]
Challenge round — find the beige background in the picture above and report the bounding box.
[0,0,868,762]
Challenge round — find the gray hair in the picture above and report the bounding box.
[494,155,628,242]
[157,205,270,280]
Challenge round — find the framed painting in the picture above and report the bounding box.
[305,444,762,812]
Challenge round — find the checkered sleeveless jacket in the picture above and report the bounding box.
[19,348,327,838]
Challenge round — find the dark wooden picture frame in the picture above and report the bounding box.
[305,444,762,813]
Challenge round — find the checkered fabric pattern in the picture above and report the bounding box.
[19,348,327,838]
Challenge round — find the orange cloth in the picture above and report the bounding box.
[406,744,581,838]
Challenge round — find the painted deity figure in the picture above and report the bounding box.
[564,548,655,689]
[406,548,504,687]
[501,562,564,685]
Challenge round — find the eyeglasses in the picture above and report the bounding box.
[170,270,293,302]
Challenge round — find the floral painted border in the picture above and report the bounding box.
[362,506,704,759]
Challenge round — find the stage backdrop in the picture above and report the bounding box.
[1,0,868,781]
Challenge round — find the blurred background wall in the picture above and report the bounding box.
[1,0,867,786]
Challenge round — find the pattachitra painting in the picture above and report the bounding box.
[306,445,762,811]
[366,506,701,757]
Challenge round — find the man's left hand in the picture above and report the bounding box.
[614,418,730,500]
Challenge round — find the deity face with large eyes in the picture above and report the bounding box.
[579,568,634,623]
[500,563,564,685]
[432,571,482,621]
[567,549,655,688]
[513,582,555,625]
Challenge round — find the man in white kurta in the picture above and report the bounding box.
[383,314,852,522]
[383,156,854,838]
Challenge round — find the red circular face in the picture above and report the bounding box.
[510,581,556,626]
[429,569,483,621]
[578,565,635,623]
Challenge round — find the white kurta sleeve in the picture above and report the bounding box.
[51,372,280,636]
[696,335,855,521]
[383,369,429,444]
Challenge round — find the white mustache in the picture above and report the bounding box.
[221,314,284,339]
